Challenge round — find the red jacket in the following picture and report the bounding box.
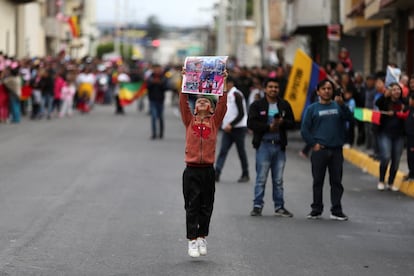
[179,93,227,166]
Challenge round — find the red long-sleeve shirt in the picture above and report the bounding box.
[179,93,227,166]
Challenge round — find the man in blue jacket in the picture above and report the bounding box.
[301,79,353,221]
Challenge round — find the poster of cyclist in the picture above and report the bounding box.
[182,56,228,96]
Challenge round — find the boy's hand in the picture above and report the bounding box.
[223,70,228,79]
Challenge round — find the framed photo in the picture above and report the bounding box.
[182,56,228,96]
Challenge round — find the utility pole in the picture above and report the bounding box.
[123,0,129,60]
[114,0,120,57]
[216,0,226,55]
[328,0,340,62]
[236,0,246,64]
[260,0,270,66]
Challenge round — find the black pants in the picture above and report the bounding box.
[407,136,414,178]
[310,148,344,214]
[182,166,215,240]
[115,95,124,114]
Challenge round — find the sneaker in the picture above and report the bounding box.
[307,211,322,220]
[250,207,262,216]
[197,237,207,256]
[237,175,250,183]
[274,208,293,217]
[188,240,200,258]
[330,213,349,221]
[377,182,385,191]
[390,185,399,192]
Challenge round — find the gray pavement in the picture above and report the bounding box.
[0,102,413,276]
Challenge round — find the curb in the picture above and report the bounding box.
[343,148,414,197]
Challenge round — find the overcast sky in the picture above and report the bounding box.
[95,0,218,27]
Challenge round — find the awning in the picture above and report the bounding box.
[365,0,413,19]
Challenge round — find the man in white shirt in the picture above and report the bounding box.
[215,76,250,183]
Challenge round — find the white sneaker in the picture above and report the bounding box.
[188,240,200,258]
[377,182,385,191]
[197,237,207,256]
[390,185,399,192]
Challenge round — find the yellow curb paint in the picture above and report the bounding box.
[343,148,414,198]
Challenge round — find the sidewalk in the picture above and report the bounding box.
[343,145,414,198]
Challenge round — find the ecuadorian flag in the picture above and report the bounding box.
[119,82,147,106]
[284,49,327,122]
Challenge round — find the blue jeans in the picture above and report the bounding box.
[253,142,286,210]
[149,100,164,138]
[215,127,249,177]
[41,94,53,117]
[9,94,21,123]
[378,133,404,185]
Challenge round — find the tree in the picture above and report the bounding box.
[246,0,253,19]
[96,42,132,60]
[145,15,163,39]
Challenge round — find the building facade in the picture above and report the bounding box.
[285,0,366,71]
[343,0,414,76]
[0,0,97,59]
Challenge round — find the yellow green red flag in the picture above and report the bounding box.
[119,82,147,106]
[353,107,381,125]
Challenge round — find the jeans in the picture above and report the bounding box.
[378,133,404,185]
[149,100,164,138]
[253,142,286,210]
[310,147,344,214]
[41,94,53,117]
[215,127,249,177]
[8,94,21,123]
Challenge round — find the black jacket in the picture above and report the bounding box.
[247,97,295,149]
[375,95,405,137]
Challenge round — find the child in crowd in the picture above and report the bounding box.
[59,72,76,118]
[179,69,227,258]
[343,88,356,147]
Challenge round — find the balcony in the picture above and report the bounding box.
[8,0,37,4]
[343,17,389,34]
[365,0,414,19]
[343,0,390,34]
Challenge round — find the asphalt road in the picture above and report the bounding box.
[0,101,413,276]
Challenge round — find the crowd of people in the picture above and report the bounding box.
[1,50,413,183]
[1,49,414,258]
[295,48,414,192]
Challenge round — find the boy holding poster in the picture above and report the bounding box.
[179,67,227,258]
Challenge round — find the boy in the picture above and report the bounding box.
[179,73,227,258]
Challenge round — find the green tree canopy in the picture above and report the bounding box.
[146,15,163,39]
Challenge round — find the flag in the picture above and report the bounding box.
[284,49,327,122]
[118,82,147,106]
[354,108,381,125]
[67,16,80,38]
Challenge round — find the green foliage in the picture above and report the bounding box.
[246,0,253,18]
[96,42,133,60]
[146,15,163,39]
[96,42,114,58]
[120,44,133,60]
